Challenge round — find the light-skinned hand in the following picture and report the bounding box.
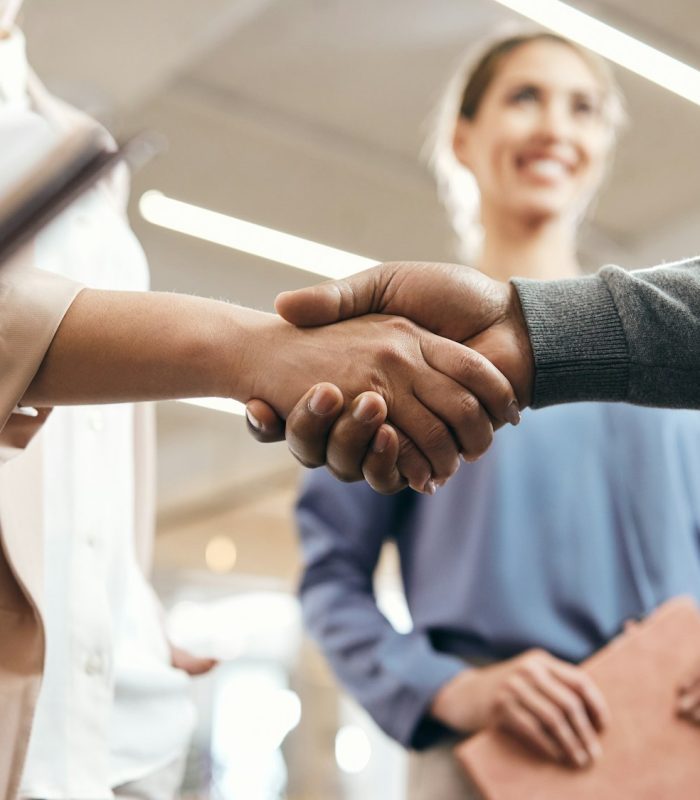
[429,649,609,769]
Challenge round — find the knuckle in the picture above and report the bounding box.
[291,451,323,470]
[376,339,406,372]
[327,465,360,484]
[397,434,420,459]
[457,390,481,420]
[518,651,541,672]
[463,429,492,456]
[369,476,406,496]
[380,318,416,353]
[397,444,429,484]
[492,691,511,718]
[455,348,483,378]
[521,657,543,677]
[562,694,584,716]
[542,709,565,732]
[422,421,453,454]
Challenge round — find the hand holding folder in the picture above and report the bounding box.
[455,597,700,800]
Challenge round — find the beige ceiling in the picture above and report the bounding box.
[20,0,700,542]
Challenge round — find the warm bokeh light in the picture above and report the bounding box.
[205,535,238,573]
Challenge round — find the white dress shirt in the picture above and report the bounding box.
[0,29,195,800]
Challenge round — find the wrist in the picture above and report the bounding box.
[213,305,278,404]
[505,283,534,407]
[220,307,312,415]
[429,669,483,733]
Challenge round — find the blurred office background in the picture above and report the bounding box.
[21,1,700,797]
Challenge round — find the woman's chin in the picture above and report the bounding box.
[509,191,577,224]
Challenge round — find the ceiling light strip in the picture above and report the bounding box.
[139,190,377,279]
[491,0,700,106]
[176,396,247,416]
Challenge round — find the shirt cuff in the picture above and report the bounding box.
[0,264,83,429]
[512,274,630,408]
[378,633,468,750]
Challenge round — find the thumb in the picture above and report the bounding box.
[275,264,389,326]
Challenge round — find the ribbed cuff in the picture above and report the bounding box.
[512,275,629,408]
[375,632,467,749]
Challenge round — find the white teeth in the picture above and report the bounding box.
[526,158,567,178]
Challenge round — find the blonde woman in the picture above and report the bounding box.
[289,33,700,799]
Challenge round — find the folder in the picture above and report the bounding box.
[455,596,700,800]
[0,127,160,264]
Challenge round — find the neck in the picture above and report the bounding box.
[475,203,582,282]
[0,0,23,37]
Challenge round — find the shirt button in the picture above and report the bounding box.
[87,410,104,432]
[85,653,104,676]
[86,533,98,548]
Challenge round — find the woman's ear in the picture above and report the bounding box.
[452,117,473,169]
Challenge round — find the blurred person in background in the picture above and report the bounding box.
[292,32,700,800]
[0,15,215,800]
[0,5,520,800]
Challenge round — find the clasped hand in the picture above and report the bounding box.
[247,308,518,492]
[246,261,534,492]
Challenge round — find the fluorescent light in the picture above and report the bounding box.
[139,190,377,279]
[491,0,700,107]
[176,396,246,416]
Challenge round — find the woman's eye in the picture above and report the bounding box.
[510,86,539,104]
[573,96,598,116]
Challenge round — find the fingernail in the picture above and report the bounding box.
[423,479,437,496]
[245,408,263,431]
[309,386,336,415]
[505,400,521,426]
[373,429,390,454]
[590,741,603,761]
[353,395,378,423]
[576,751,589,768]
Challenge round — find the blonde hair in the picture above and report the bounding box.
[426,28,626,261]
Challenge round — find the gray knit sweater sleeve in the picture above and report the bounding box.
[512,258,700,409]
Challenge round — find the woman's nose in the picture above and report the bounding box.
[537,100,573,141]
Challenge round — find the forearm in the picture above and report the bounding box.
[303,579,464,747]
[23,288,270,407]
[513,258,700,408]
[299,476,462,746]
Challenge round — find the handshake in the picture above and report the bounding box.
[27,255,695,492]
[244,261,535,495]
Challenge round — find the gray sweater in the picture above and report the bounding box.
[513,258,700,409]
